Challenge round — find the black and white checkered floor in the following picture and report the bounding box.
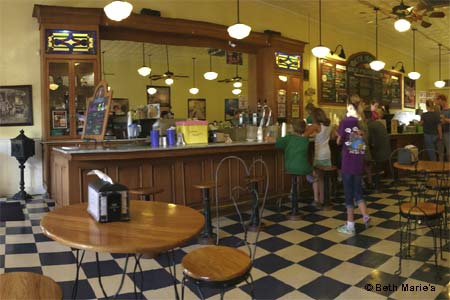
[1,183,449,300]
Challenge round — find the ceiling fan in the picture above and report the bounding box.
[217,64,246,84]
[149,45,188,82]
[390,0,446,28]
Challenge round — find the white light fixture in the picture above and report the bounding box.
[165,78,174,86]
[49,83,59,91]
[370,7,385,71]
[394,18,411,32]
[434,44,446,88]
[278,75,288,82]
[311,0,330,58]
[189,57,200,95]
[147,87,157,95]
[408,28,421,80]
[232,88,242,95]
[204,54,218,80]
[227,0,251,40]
[137,43,151,77]
[104,1,133,22]
[233,81,243,88]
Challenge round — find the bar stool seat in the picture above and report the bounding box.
[129,187,164,201]
[285,173,304,220]
[245,175,267,230]
[315,165,338,210]
[0,272,62,300]
[194,180,221,245]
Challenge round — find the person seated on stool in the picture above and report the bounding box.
[269,119,312,194]
[304,108,332,208]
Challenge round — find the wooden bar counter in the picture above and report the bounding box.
[50,141,291,208]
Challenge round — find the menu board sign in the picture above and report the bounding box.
[318,58,347,105]
[82,81,112,141]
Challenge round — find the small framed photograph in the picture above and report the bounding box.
[52,110,68,129]
[147,85,170,112]
[147,103,160,119]
[226,51,243,65]
[0,85,33,126]
[111,98,129,115]
[404,77,416,109]
[188,98,206,120]
[224,98,239,121]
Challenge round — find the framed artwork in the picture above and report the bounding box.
[147,103,160,119]
[404,77,416,109]
[111,98,129,115]
[147,85,171,112]
[224,98,239,121]
[0,85,33,126]
[226,51,243,65]
[52,110,68,129]
[188,98,206,120]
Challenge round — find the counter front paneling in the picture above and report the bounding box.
[50,141,291,208]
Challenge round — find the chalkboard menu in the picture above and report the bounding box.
[318,52,402,108]
[82,81,113,141]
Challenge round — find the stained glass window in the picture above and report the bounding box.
[46,30,96,55]
[275,52,301,72]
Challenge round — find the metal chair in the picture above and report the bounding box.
[181,156,269,300]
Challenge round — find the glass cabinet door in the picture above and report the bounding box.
[74,62,95,136]
[49,62,70,137]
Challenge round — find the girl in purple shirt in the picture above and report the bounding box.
[336,98,370,235]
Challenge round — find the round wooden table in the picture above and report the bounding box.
[0,272,62,300]
[41,201,204,299]
[393,161,450,173]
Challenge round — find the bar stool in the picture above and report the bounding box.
[246,175,266,231]
[286,174,302,220]
[315,165,338,210]
[193,181,220,245]
[0,272,62,300]
[129,187,164,201]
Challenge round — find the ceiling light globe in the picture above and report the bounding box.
[369,60,385,71]
[394,18,411,32]
[311,45,330,58]
[203,71,218,80]
[227,23,252,40]
[137,66,151,77]
[278,75,288,82]
[189,87,199,95]
[233,81,243,88]
[165,78,174,86]
[408,71,421,80]
[434,80,446,88]
[104,1,133,21]
[232,88,242,95]
[147,87,157,95]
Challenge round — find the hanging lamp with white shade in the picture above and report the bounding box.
[104,1,133,22]
[137,43,151,77]
[369,7,385,71]
[311,0,330,58]
[189,57,199,95]
[434,44,446,88]
[408,28,421,80]
[147,55,157,95]
[227,0,251,40]
[394,17,411,32]
[204,54,218,80]
[232,88,242,95]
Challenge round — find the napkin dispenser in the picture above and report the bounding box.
[87,170,130,223]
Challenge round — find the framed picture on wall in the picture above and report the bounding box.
[404,77,416,109]
[111,98,129,115]
[188,98,206,120]
[147,85,171,112]
[0,85,33,126]
[224,98,239,121]
[52,110,68,129]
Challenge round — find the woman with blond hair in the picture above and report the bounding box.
[421,99,442,161]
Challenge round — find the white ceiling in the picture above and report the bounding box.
[260,0,450,62]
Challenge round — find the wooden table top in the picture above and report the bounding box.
[393,161,450,172]
[0,272,62,300]
[41,201,204,254]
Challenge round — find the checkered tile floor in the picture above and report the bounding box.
[1,182,449,300]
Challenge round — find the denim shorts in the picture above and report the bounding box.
[341,173,364,209]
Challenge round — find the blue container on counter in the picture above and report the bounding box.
[167,128,176,146]
[151,130,159,147]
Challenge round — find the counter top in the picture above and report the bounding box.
[53,140,275,155]
[41,138,149,144]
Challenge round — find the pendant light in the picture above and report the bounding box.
[408,28,421,80]
[147,55,157,95]
[203,54,218,80]
[369,7,385,71]
[311,0,330,58]
[104,1,133,22]
[434,44,446,88]
[227,0,251,40]
[393,1,411,32]
[232,64,243,88]
[394,18,411,32]
[137,43,151,77]
[232,88,242,95]
[189,58,199,95]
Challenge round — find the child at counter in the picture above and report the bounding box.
[336,96,370,235]
[274,120,312,178]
